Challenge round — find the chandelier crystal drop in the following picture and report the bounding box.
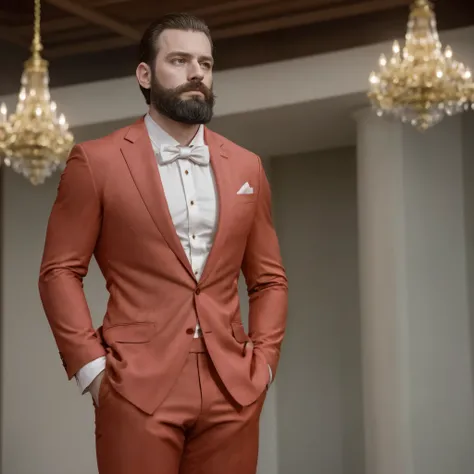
[0,0,74,185]
[367,0,474,131]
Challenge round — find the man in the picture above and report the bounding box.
[39,12,288,474]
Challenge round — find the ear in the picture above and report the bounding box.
[136,62,152,90]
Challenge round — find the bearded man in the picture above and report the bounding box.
[39,12,288,474]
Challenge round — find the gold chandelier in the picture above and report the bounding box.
[368,0,474,131]
[0,0,74,185]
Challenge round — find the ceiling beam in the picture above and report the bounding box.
[145,0,342,23]
[45,28,107,45]
[195,0,345,23]
[46,36,133,58]
[15,17,85,36]
[89,0,131,6]
[0,11,25,22]
[209,0,412,39]
[190,0,277,17]
[189,0,409,24]
[43,0,141,40]
[0,27,31,49]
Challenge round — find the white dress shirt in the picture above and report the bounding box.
[75,114,271,394]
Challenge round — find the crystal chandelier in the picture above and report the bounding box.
[368,0,474,131]
[0,0,74,185]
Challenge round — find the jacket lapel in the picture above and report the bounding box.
[120,117,195,279]
[199,127,233,285]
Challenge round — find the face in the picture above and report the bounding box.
[137,29,215,124]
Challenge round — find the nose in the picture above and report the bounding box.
[187,60,204,82]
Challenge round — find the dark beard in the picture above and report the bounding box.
[150,75,215,125]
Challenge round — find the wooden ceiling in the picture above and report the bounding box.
[1,0,418,58]
[0,0,473,95]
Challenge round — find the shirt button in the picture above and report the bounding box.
[186,328,194,335]
[195,287,201,295]
[192,234,196,239]
[185,170,189,175]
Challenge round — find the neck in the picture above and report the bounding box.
[148,107,200,146]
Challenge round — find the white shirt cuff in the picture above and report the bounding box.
[268,364,273,386]
[75,356,106,394]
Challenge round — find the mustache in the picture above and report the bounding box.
[175,81,214,99]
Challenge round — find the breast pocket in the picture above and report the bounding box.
[235,193,257,204]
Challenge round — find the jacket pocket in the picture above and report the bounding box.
[231,321,250,343]
[104,321,155,344]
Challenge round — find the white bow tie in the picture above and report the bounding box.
[159,144,210,166]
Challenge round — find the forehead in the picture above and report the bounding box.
[156,29,212,57]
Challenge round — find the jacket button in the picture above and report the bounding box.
[195,287,201,295]
[186,328,194,334]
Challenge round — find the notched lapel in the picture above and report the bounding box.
[120,118,195,279]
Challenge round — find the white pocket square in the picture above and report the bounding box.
[237,182,254,195]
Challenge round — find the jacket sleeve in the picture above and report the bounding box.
[241,156,288,380]
[38,144,106,379]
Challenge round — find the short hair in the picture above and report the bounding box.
[138,13,213,104]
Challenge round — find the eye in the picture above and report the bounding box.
[201,62,213,70]
[171,57,186,65]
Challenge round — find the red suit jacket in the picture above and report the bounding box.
[38,117,288,415]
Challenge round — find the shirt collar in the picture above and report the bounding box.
[144,113,205,152]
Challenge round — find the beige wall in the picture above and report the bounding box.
[355,111,474,474]
[463,112,474,410]
[271,148,364,474]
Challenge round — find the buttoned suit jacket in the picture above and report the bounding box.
[39,117,288,415]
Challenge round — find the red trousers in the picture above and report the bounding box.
[94,338,267,474]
